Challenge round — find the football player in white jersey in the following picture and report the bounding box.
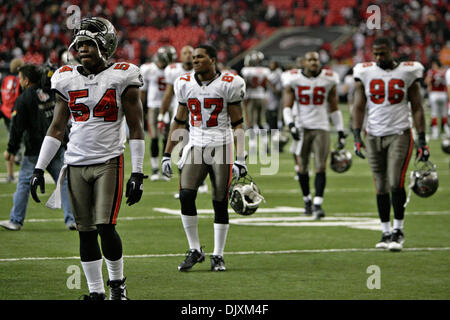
[241,51,271,152]
[161,44,247,272]
[158,45,194,129]
[140,46,176,180]
[283,52,345,219]
[425,58,449,139]
[352,37,429,252]
[157,45,209,194]
[29,17,146,300]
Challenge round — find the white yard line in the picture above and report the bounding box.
[1,247,450,262]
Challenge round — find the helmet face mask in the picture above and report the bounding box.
[69,17,118,61]
[229,176,264,216]
[409,161,439,198]
[330,149,352,173]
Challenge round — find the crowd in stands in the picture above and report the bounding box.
[0,0,449,71]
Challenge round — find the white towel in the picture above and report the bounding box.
[177,143,192,170]
[46,164,67,210]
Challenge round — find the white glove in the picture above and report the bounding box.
[161,153,172,178]
[232,159,248,180]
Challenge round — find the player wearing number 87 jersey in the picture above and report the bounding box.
[30,17,146,300]
[352,37,429,252]
[163,44,246,272]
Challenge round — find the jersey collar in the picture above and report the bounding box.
[194,71,221,87]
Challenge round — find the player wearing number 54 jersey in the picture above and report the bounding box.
[29,17,146,300]
[162,44,247,272]
[352,37,429,252]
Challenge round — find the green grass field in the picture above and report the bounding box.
[0,104,449,301]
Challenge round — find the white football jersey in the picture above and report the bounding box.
[140,62,166,108]
[266,68,282,111]
[164,62,193,110]
[51,62,143,165]
[284,68,339,131]
[353,61,424,136]
[174,71,246,147]
[241,66,270,99]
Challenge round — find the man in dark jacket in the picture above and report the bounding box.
[0,64,75,231]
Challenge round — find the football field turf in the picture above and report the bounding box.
[0,104,449,300]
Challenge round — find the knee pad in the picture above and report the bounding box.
[179,189,198,216]
[213,200,229,224]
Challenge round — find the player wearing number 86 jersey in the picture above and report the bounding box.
[353,60,424,137]
[352,37,429,252]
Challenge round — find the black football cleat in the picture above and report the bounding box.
[304,200,313,216]
[178,248,205,272]
[80,292,106,301]
[313,204,325,220]
[388,229,404,252]
[107,277,129,300]
[210,255,226,271]
[375,232,392,249]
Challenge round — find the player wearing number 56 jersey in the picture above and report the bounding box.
[352,37,429,252]
[29,17,146,300]
[283,52,344,220]
[162,44,247,272]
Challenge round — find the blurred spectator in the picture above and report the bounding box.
[0,58,24,182]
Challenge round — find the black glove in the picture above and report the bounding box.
[337,131,346,150]
[30,168,45,203]
[353,128,366,159]
[416,132,430,162]
[288,123,301,141]
[125,172,147,206]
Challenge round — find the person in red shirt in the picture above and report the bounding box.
[1,58,24,182]
[425,59,449,139]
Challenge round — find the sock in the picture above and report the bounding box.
[151,157,159,171]
[391,189,406,220]
[393,219,404,231]
[298,173,310,196]
[303,194,312,203]
[376,193,391,222]
[213,223,229,256]
[181,214,200,251]
[81,259,105,294]
[381,222,391,234]
[313,196,323,206]
[104,256,124,281]
[314,172,326,197]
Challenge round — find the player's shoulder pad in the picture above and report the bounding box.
[52,65,77,82]
[400,61,424,71]
[353,62,375,79]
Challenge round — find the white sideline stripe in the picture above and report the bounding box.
[13,208,450,224]
[1,247,450,262]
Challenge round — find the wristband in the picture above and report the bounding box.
[129,139,145,173]
[283,107,294,125]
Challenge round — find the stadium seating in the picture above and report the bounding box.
[0,0,448,70]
